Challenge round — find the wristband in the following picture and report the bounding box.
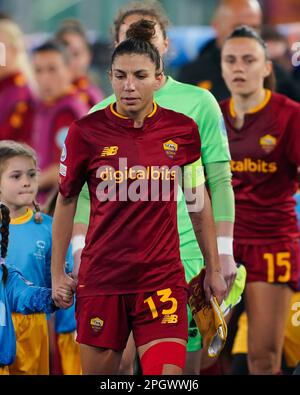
[217,236,233,256]
[71,235,85,255]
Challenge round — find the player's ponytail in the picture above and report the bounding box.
[0,203,10,285]
[111,19,162,75]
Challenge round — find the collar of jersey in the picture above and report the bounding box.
[106,101,159,128]
[10,208,33,225]
[229,89,271,118]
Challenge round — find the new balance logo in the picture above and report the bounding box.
[161,314,178,324]
[101,146,119,157]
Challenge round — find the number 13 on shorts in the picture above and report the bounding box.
[263,252,291,283]
[144,288,178,320]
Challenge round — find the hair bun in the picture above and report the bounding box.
[126,19,156,42]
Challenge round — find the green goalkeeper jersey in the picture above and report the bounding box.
[74,76,231,269]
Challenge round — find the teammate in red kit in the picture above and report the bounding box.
[56,20,104,108]
[32,41,88,206]
[0,19,35,145]
[51,22,226,375]
[220,26,300,375]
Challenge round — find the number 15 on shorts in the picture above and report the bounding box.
[263,252,291,283]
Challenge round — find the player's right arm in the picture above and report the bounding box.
[52,120,90,308]
[52,193,78,308]
[183,151,226,305]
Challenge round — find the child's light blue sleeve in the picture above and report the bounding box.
[6,267,57,315]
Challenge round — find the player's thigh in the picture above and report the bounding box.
[245,282,292,356]
[137,337,186,375]
[80,344,123,375]
[119,332,136,375]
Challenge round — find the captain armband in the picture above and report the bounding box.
[183,159,205,188]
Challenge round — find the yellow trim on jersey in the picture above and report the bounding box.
[110,101,157,119]
[229,89,271,118]
[110,103,129,119]
[10,208,33,225]
[147,101,157,118]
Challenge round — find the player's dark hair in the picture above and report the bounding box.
[113,0,169,43]
[0,203,10,285]
[224,25,276,90]
[56,19,91,52]
[111,19,162,74]
[0,140,42,227]
[32,40,71,64]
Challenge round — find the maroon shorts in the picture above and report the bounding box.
[75,287,188,351]
[234,239,300,291]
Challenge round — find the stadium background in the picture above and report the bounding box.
[1,0,300,94]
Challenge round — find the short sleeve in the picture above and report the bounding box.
[59,121,90,198]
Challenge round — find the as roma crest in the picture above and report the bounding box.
[259,134,277,154]
[90,317,104,333]
[163,140,178,159]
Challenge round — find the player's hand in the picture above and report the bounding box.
[219,255,237,297]
[203,269,227,305]
[52,273,76,309]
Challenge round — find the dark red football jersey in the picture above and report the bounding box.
[0,72,35,145]
[220,90,300,244]
[59,103,201,296]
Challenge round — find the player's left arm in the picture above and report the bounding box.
[183,161,227,305]
[205,161,236,295]
[196,90,236,293]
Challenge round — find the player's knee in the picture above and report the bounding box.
[118,355,134,375]
[140,341,186,375]
[248,350,278,374]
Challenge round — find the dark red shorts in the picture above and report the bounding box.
[75,287,188,351]
[234,239,300,291]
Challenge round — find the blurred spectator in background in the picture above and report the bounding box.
[31,40,88,208]
[177,0,300,102]
[56,19,104,108]
[262,26,293,73]
[0,18,35,144]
